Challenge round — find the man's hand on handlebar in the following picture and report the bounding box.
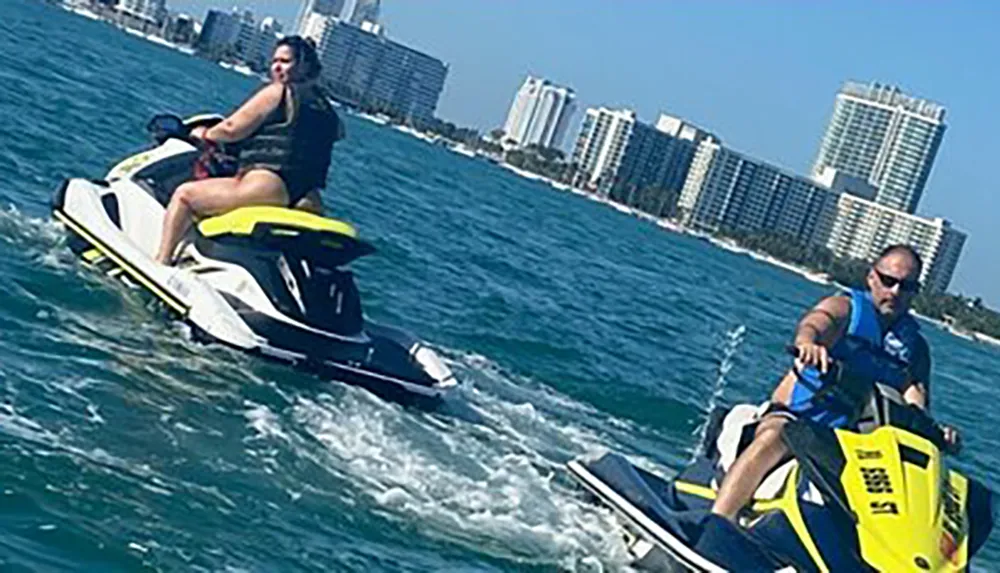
[940,423,962,455]
[791,341,831,374]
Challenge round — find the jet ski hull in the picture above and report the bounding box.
[567,455,783,572]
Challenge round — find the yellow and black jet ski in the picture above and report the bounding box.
[568,369,995,571]
[52,114,456,403]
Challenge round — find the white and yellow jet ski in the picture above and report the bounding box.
[52,114,456,403]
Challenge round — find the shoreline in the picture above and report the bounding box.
[58,2,250,73]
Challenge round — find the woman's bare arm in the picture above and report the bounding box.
[202,83,284,143]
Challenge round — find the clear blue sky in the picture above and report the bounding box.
[170,1,1000,304]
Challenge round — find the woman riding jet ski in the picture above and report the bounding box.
[567,344,995,571]
[52,34,455,403]
[156,35,337,265]
[52,111,456,402]
[51,113,456,402]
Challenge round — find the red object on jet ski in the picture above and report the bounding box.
[193,141,218,180]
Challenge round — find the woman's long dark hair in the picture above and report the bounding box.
[276,35,322,82]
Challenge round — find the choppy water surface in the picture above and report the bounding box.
[0,2,996,570]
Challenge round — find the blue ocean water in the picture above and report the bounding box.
[0,2,996,570]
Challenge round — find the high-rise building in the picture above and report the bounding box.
[571,109,713,218]
[165,13,197,45]
[680,139,966,291]
[197,9,241,57]
[316,20,448,122]
[501,76,576,149]
[348,0,381,25]
[234,9,257,59]
[571,108,639,191]
[824,194,965,293]
[812,81,947,214]
[300,12,332,44]
[116,0,166,25]
[244,17,283,72]
[611,114,713,217]
[197,8,282,70]
[678,140,840,245]
[655,114,711,143]
[294,0,346,34]
[812,166,878,201]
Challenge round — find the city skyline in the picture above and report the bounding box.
[144,1,1000,304]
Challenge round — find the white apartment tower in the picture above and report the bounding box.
[294,0,346,34]
[824,194,966,293]
[678,139,839,245]
[502,76,576,150]
[300,12,332,45]
[680,138,966,292]
[570,107,638,189]
[348,0,381,25]
[812,81,946,214]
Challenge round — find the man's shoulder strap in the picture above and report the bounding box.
[846,288,882,344]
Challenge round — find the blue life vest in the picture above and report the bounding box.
[787,288,925,428]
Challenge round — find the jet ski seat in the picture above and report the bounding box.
[196,206,375,268]
[713,404,796,500]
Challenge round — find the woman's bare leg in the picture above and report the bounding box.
[156,177,239,264]
[155,171,289,264]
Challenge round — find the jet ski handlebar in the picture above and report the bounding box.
[146,114,238,179]
[145,113,225,151]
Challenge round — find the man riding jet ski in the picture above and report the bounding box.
[51,113,456,403]
[568,348,995,571]
[568,247,995,570]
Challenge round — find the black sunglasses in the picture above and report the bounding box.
[874,269,920,293]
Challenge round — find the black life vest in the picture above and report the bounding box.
[238,82,342,190]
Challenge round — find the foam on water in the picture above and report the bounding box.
[0,204,77,277]
[0,204,64,245]
[239,353,638,571]
[0,202,685,570]
[688,324,747,461]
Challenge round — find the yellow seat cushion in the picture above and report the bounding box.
[198,206,358,239]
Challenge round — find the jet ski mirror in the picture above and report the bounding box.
[146,114,187,144]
